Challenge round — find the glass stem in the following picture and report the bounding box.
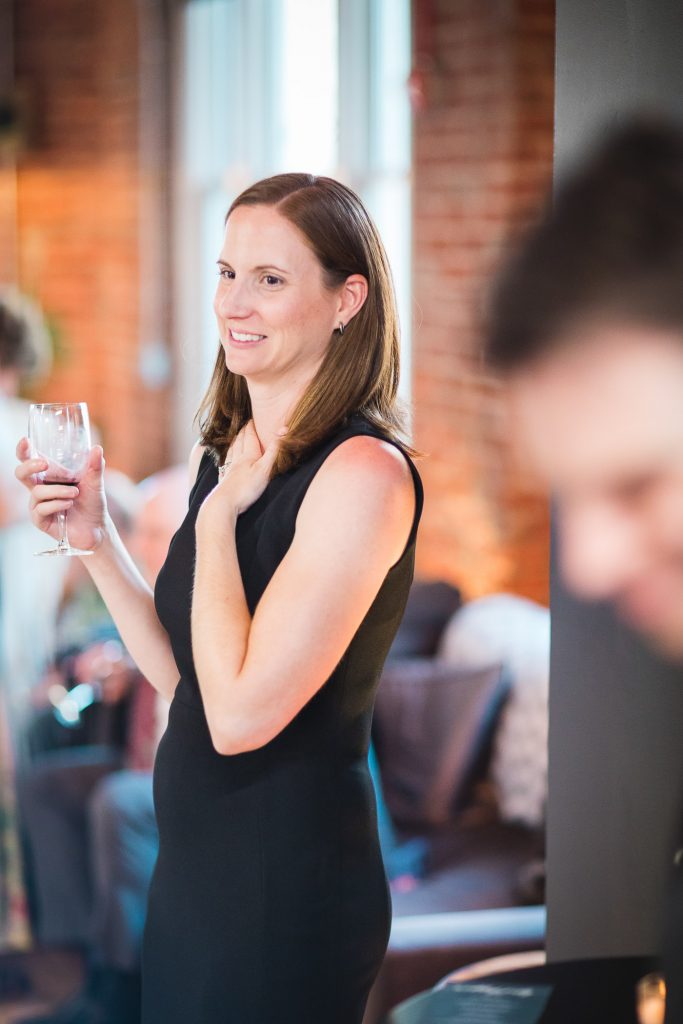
[56,511,69,552]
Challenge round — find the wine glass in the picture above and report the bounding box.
[636,972,666,1024]
[28,402,93,557]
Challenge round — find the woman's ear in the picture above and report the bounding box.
[337,274,368,329]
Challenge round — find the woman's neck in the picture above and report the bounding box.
[245,379,302,452]
[244,353,327,449]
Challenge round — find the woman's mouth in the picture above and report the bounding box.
[229,329,267,346]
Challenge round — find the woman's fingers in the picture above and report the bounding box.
[86,444,105,473]
[15,437,48,491]
[32,498,75,518]
[16,456,47,476]
[233,424,246,454]
[15,437,104,544]
[31,483,79,503]
[15,457,47,488]
[223,421,285,482]
[238,421,261,458]
[258,440,280,480]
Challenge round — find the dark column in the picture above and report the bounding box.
[549,0,683,960]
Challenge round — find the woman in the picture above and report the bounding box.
[16,173,422,1023]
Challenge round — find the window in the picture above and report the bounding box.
[173,0,411,454]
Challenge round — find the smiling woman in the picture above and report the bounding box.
[16,174,420,1024]
[197,172,409,478]
[146,173,419,1024]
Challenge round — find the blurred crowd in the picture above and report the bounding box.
[0,291,188,1020]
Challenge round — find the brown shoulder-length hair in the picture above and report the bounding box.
[196,172,414,475]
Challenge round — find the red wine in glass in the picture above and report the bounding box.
[28,402,92,556]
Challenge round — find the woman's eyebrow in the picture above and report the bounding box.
[216,258,289,275]
[254,264,289,275]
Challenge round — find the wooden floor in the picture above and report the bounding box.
[0,951,83,1023]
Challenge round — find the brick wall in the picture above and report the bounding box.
[5,0,171,480]
[411,0,555,604]
[4,0,554,596]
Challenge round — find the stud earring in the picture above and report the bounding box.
[338,322,345,335]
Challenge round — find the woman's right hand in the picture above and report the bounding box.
[15,437,110,553]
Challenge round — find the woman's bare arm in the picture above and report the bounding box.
[81,442,209,699]
[82,521,180,701]
[15,437,201,702]
[192,432,415,754]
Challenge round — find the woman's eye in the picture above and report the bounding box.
[218,268,235,280]
[263,274,282,286]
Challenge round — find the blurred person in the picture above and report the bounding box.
[0,292,57,959]
[16,173,421,1024]
[0,288,52,525]
[19,650,139,961]
[24,470,140,760]
[485,117,683,1023]
[0,290,64,749]
[18,465,186,1024]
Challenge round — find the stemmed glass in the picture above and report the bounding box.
[28,402,93,557]
[636,973,666,1024]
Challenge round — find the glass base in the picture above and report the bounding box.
[34,545,93,557]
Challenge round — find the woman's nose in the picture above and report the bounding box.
[216,279,252,318]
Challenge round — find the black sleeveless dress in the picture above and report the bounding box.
[142,415,423,1024]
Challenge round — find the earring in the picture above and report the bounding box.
[338,322,345,335]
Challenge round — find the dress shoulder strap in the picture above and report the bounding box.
[293,415,424,554]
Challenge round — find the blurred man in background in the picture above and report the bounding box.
[486,117,683,1024]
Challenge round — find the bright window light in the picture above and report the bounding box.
[175,0,412,453]
[281,0,338,174]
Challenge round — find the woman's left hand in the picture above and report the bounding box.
[196,421,284,533]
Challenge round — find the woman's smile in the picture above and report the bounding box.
[228,328,267,346]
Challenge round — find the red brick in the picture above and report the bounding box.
[412,0,554,605]
[12,0,171,480]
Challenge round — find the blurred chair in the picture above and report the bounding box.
[438,947,546,984]
[368,905,546,1024]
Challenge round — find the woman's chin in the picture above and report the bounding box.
[223,346,266,377]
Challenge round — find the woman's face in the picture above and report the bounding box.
[213,204,342,387]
